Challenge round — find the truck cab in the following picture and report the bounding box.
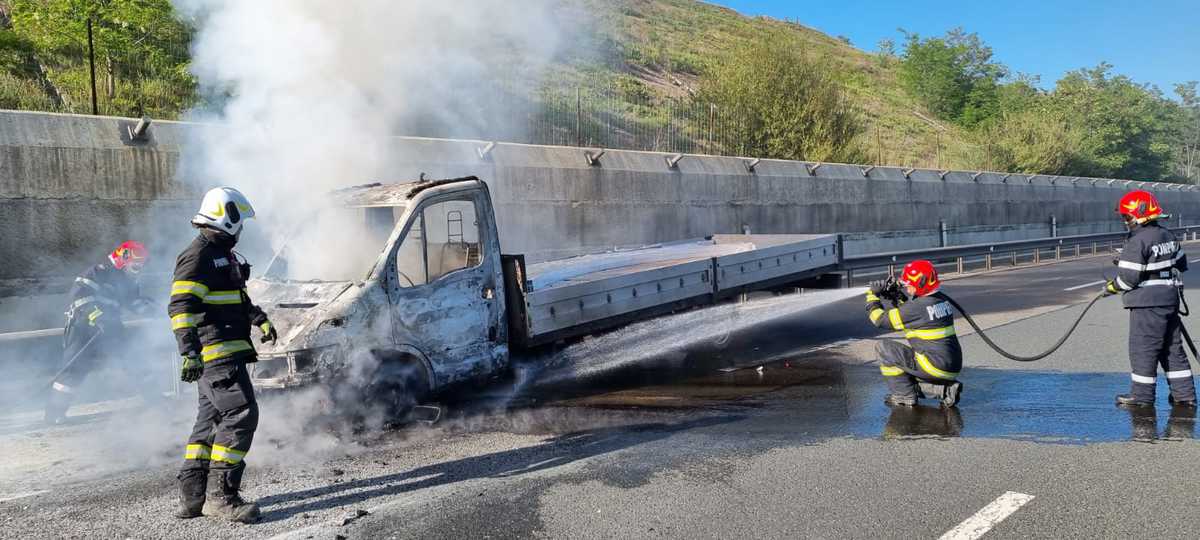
[248,177,509,400]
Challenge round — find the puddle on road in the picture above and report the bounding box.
[473,352,1198,445]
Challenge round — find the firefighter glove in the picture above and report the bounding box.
[259,321,278,345]
[1102,280,1120,298]
[868,280,888,296]
[180,355,203,383]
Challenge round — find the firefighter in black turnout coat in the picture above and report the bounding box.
[45,241,152,424]
[1104,190,1195,407]
[170,187,277,523]
[866,259,964,408]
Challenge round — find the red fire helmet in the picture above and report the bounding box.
[110,241,148,273]
[900,259,939,297]
[1116,190,1163,225]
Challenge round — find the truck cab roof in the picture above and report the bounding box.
[332,176,483,208]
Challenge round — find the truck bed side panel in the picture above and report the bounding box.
[714,237,839,293]
[524,259,713,339]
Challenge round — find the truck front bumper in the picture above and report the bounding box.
[251,347,333,389]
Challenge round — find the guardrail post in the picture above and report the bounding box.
[1034,248,1040,264]
[956,256,964,274]
[1055,245,1061,260]
[846,268,853,287]
[1092,242,1097,255]
[939,220,948,248]
[985,253,992,270]
[1011,251,1018,267]
[1050,214,1057,238]
[1074,244,1080,258]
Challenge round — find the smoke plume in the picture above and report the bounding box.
[174,0,564,275]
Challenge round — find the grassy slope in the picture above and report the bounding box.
[571,0,979,168]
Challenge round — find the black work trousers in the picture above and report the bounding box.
[51,322,107,396]
[1128,307,1196,402]
[876,340,958,399]
[178,360,259,500]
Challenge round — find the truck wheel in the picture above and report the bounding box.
[370,355,432,423]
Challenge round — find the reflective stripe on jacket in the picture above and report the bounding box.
[168,229,267,364]
[866,290,963,375]
[1115,222,1187,308]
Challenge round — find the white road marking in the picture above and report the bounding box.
[1064,280,1106,291]
[0,490,50,504]
[939,491,1035,540]
[1191,259,1200,264]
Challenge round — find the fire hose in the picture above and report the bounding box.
[877,276,1199,364]
[944,292,1104,363]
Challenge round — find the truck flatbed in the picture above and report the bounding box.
[509,234,840,347]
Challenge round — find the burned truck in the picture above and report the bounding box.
[247,176,841,410]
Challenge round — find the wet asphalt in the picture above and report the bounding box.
[3,252,1200,538]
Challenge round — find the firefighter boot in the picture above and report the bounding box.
[884,394,917,407]
[941,382,963,408]
[174,469,207,519]
[1116,394,1154,408]
[884,372,918,406]
[1169,395,1198,408]
[203,470,260,523]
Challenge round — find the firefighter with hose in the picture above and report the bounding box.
[1103,190,1195,408]
[170,187,277,523]
[45,241,153,424]
[866,260,964,408]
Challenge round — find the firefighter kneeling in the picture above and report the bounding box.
[866,260,964,408]
[170,187,277,523]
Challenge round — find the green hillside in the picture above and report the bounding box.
[577,0,977,168]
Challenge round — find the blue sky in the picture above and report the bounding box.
[709,0,1198,97]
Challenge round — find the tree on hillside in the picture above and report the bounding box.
[980,104,1081,175]
[898,28,1007,127]
[697,31,865,163]
[1175,81,1199,181]
[0,1,62,109]
[1051,63,1178,180]
[7,0,193,116]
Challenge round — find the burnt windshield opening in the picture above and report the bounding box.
[261,205,403,283]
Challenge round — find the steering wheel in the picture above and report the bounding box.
[396,271,416,287]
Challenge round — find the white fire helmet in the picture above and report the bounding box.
[191,187,256,237]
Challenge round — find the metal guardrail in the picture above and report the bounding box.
[841,226,1200,286]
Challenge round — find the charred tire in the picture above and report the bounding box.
[367,354,432,422]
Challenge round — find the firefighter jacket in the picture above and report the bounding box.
[866,290,963,377]
[66,259,142,335]
[1114,222,1187,308]
[168,228,268,365]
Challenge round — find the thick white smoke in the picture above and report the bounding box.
[174,0,563,277]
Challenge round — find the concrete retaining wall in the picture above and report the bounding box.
[4,109,1200,311]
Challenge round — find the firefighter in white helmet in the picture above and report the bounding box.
[169,187,277,523]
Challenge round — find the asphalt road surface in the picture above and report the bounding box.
[3,251,1200,539]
